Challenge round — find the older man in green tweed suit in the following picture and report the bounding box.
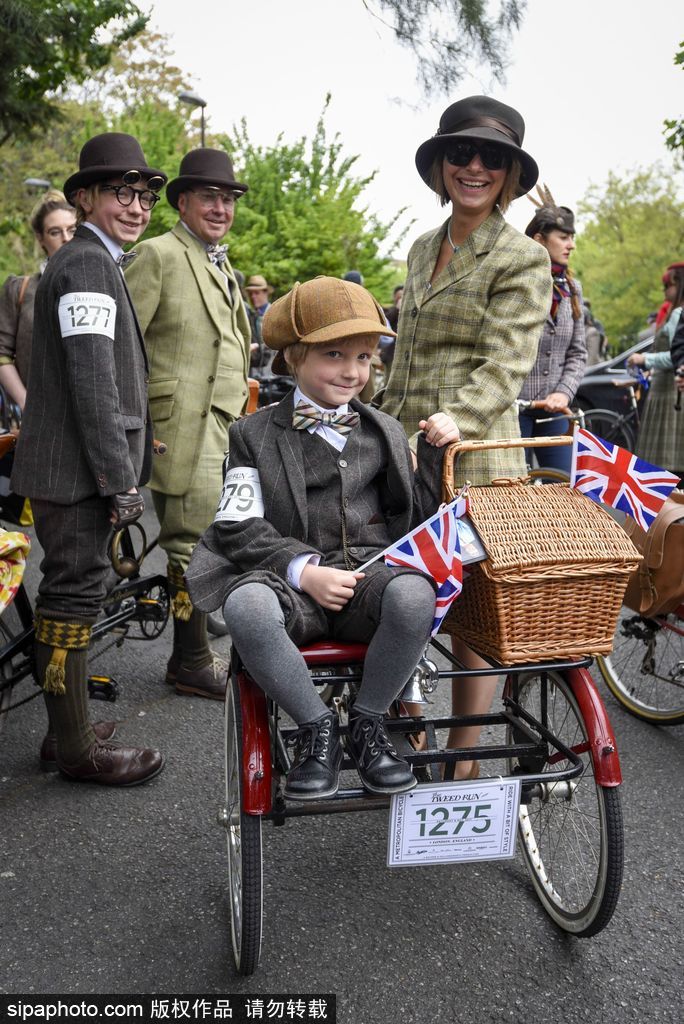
[126,149,251,700]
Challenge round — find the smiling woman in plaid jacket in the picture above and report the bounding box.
[377,96,550,778]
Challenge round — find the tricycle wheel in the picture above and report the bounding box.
[224,673,263,974]
[508,670,623,936]
[597,608,684,725]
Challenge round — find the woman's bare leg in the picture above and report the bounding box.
[445,637,499,780]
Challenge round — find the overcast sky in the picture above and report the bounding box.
[141,0,682,258]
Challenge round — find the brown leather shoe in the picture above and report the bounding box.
[40,721,118,773]
[57,741,164,786]
[175,657,228,701]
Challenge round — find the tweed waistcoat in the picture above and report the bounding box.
[299,423,392,567]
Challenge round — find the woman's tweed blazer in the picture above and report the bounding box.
[0,272,39,386]
[379,209,551,485]
[519,278,587,404]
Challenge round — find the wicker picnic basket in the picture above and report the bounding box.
[441,437,641,664]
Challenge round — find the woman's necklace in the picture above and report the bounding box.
[447,222,460,252]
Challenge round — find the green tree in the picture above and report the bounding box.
[0,0,147,146]
[218,97,412,300]
[0,30,194,278]
[363,0,526,95]
[573,166,684,350]
[663,41,684,157]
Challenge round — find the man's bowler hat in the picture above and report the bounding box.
[64,133,167,202]
[415,95,538,198]
[166,148,249,209]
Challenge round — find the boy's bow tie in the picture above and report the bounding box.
[292,401,360,437]
[207,244,228,266]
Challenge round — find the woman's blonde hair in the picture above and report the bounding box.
[430,152,522,214]
[30,189,72,236]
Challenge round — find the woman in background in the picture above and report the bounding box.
[627,261,684,477]
[518,189,587,475]
[0,190,76,411]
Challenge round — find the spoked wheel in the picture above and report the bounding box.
[508,670,623,936]
[0,595,37,739]
[527,468,570,485]
[582,408,635,452]
[223,674,263,975]
[597,607,684,725]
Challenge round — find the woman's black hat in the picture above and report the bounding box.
[64,133,167,202]
[166,148,249,209]
[415,95,539,198]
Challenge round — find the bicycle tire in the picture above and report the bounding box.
[224,673,263,976]
[597,608,684,725]
[582,408,635,452]
[527,467,570,485]
[0,591,37,738]
[508,670,623,936]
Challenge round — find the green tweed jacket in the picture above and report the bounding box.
[379,209,551,485]
[125,222,251,495]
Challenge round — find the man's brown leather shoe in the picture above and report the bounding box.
[40,722,118,773]
[57,741,164,786]
[175,657,227,701]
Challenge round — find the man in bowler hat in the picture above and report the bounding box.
[125,148,251,700]
[12,132,166,784]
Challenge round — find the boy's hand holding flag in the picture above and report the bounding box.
[357,491,470,637]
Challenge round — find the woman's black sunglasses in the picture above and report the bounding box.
[444,141,510,171]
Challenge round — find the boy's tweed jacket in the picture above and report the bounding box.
[12,226,151,503]
[519,278,587,404]
[185,392,444,614]
[378,209,551,485]
[125,222,251,496]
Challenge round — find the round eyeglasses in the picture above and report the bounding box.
[190,189,238,208]
[99,184,161,211]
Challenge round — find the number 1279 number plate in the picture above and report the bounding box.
[387,778,520,867]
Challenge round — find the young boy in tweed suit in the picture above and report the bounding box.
[186,276,459,800]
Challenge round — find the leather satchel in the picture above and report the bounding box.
[622,490,684,617]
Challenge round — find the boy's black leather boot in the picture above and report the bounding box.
[347,707,417,795]
[284,712,343,801]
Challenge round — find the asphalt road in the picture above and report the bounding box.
[1,498,682,1023]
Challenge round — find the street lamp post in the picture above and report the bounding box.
[178,90,208,147]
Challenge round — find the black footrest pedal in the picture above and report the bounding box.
[88,675,119,702]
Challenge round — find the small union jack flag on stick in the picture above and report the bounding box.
[570,426,680,530]
[357,492,470,636]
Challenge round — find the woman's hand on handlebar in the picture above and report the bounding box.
[419,412,460,447]
[535,392,573,414]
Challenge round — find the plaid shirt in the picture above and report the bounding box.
[518,278,587,403]
[378,210,551,485]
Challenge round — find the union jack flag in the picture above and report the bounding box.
[382,495,469,636]
[570,426,680,530]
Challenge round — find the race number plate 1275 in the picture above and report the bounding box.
[387,778,520,867]
[215,466,265,522]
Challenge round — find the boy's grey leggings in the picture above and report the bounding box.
[223,574,435,725]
